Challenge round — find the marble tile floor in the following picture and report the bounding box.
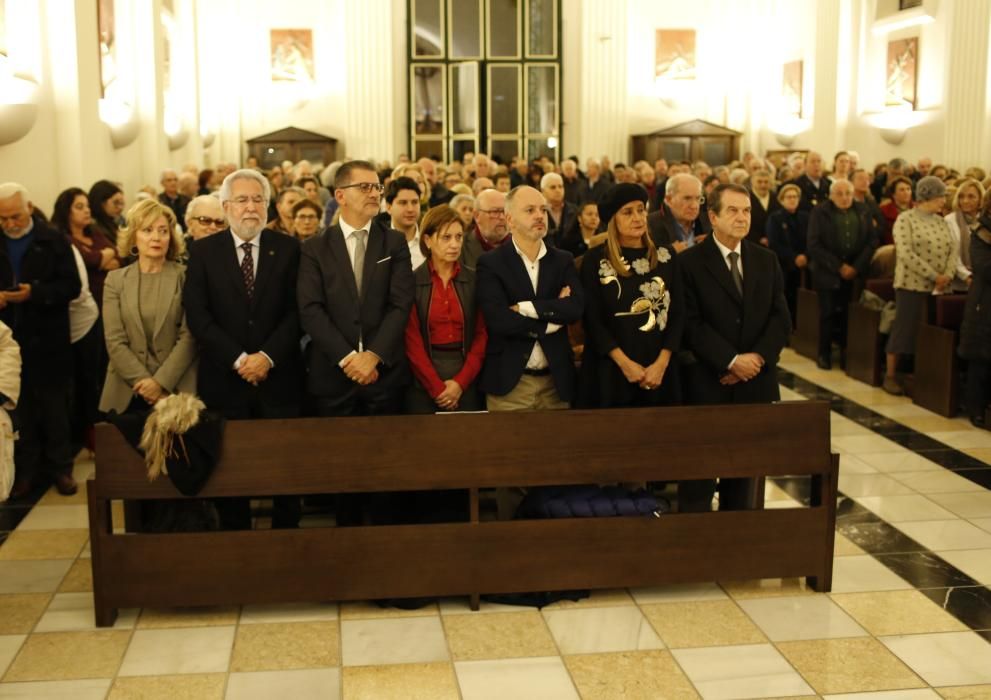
[0,347,989,698]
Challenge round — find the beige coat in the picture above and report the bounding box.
[100,261,197,413]
[0,321,20,500]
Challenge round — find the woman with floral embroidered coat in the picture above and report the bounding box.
[579,183,684,408]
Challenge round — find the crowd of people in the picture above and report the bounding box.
[0,146,988,519]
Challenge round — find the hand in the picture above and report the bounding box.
[0,294,7,311]
[760,237,769,246]
[794,254,808,268]
[934,274,951,292]
[720,373,742,385]
[639,358,668,390]
[101,257,121,271]
[967,276,973,288]
[510,304,520,313]
[237,353,272,385]
[342,351,379,385]
[99,248,116,265]
[615,355,646,384]
[4,284,30,304]
[672,241,688,254]
[839,263,857,281]
[730,353,764,381]
[695,234,708,244]
[434,380,463,411]
[558,285,571,299]
[132,377,165,404]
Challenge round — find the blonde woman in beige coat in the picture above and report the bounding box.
[100,200,197,414]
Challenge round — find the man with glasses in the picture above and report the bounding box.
[183,169,304,529]
[463,188,510,268]
[184,194,227,242]
[648,173,712,253]
[298,160,414,419]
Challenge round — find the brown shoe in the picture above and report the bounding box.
[53,473,78,496]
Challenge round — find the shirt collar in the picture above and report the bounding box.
[340,216,370,240]
[712,233,741,262]
[511,237,548,263]
[428,258,461,279]
[230,229,259,249]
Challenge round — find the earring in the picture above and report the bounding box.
[130,246,138,257]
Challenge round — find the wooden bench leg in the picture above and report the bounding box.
[806,453,839,593]
[792,288,821,360]
[87,484,119,628]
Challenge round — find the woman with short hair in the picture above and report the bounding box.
[945,178,986,291]
[766,183,810,325]
[291,198,323,242]
[880,176,913,246]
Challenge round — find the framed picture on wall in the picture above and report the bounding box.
[271,29,315,82]
[97,0,116,98]
[885,36,918,109]
[655,29,695,81]
[782,60,803,118]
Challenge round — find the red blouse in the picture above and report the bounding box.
[404,262,488,398]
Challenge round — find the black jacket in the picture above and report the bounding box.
[680,235,791,404]
[807,201,878,291]
[959,224,991,362]
[476,240,584,401]
[766,209,810,273]
[748,191,781,243]
[297,220,414,398]
[790,174,831,212]
[183,229,303,411]
[647,204,712,248]
[0,223,81,384]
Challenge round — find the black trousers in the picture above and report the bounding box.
[965,359,991,420]
[15,378,74,483]
[71,320,103,455]
[816,280,859,358]
[214,395,302,530]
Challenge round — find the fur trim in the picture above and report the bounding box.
[139,393,206,481]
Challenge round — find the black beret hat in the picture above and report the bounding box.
[598,183,648,227]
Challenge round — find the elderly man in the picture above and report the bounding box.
[418,156,452,207]
[807,179,878,369]
[648,173,711,252]
[851,169,885,240]
[914,157,933,182]
[267,186,305,237]
[541,172,577,248]
[462,188,510,268]
[385,176,424,270]
[183,169,304,529]
[0,183,82,499]
[178,172,199,199]
[473,154,492,181]
[679,183,791,511]
[791,151,830,211]
[159,168,191,231]
[471,177,494,196]
[185,194,227,241]
[747,169,780,245]
[561,159,585,206]
[584,159,610,204]
[476,185,584,411]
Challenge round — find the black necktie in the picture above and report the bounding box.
[728,251,743,297]
[241,242,255,300]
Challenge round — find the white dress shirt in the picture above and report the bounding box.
[511,239,563,370]
[712,235,743,370]
[337,217,374,363]
[407,230,425,270]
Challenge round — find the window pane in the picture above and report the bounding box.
[527,0,555,56]
[488,0,519,57]
[526,65,556,134]
[450,0,481,58]
[413,0,444,57]
[451,139,477,164]
[259,146,289,170]
[451,63,479,134]
[489,139,520,164]
[703,141,730,166]
[489,65,519,135]
[414,139,445,161]
[527,137,557,162]
[413,66,444,135]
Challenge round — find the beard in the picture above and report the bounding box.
[231,216,264,240]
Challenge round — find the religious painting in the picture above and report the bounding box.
[886,37,918,109]
[782,60,803,118]
[655,29,696,81]
[270,29,315,82]
[97,0,117,97]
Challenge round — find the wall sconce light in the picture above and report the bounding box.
[0,71,41,146]
[865,106,927,145]
[99,97,140,149]
[767,114,808,148]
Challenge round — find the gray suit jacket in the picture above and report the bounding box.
[99,261,198,413]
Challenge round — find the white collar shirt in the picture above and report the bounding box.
[230,230,260,278]
[712,234,743,279]
[511,238,553,370]
[339,216,371,268]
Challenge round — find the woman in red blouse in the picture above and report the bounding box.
[404,204,487,413]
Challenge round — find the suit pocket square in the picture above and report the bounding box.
[376,256,391,264]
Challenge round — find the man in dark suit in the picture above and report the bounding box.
[648,174,711,252]
[158,169,191,232]
[680,184,792,512]
[297,160,414,417]
[0,183,82,500]
[790,151,830,212]
[184,169,304,529]
[747,169,780,244]
[807,179,878,369]
[477,185,584,411]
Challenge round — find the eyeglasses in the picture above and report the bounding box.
[338,182,385,194]
[192,216,226,227]
[478,208,505,216]
[231,196,266,206]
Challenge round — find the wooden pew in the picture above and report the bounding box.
[791,288,820,360]
[845,279,894,387]
[88,402,838,627]
[913,294,967,417]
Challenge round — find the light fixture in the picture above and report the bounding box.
[547,136,558,149]
[0,71,41,146]
[871,7,935,36]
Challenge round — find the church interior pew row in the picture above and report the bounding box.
[913,294,968,417]
[88,402,838,627]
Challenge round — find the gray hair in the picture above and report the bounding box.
[185,194,224,224]
[160,168,177,183]
[829,178,854,195]
[449,193,476,211]
[219,168,272,204]
[665,173,702,197]
[276,186,307,205]
[729,169,749,185]
[540,172,563,190]
[0,182,32,205]
[888,157,909,171]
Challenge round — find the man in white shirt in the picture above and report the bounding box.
[385,177,424,270]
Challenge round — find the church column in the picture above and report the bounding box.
[578,0,628,162]
[343,0,396,160]
[942,0,991,167]
[810,0,842,155]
